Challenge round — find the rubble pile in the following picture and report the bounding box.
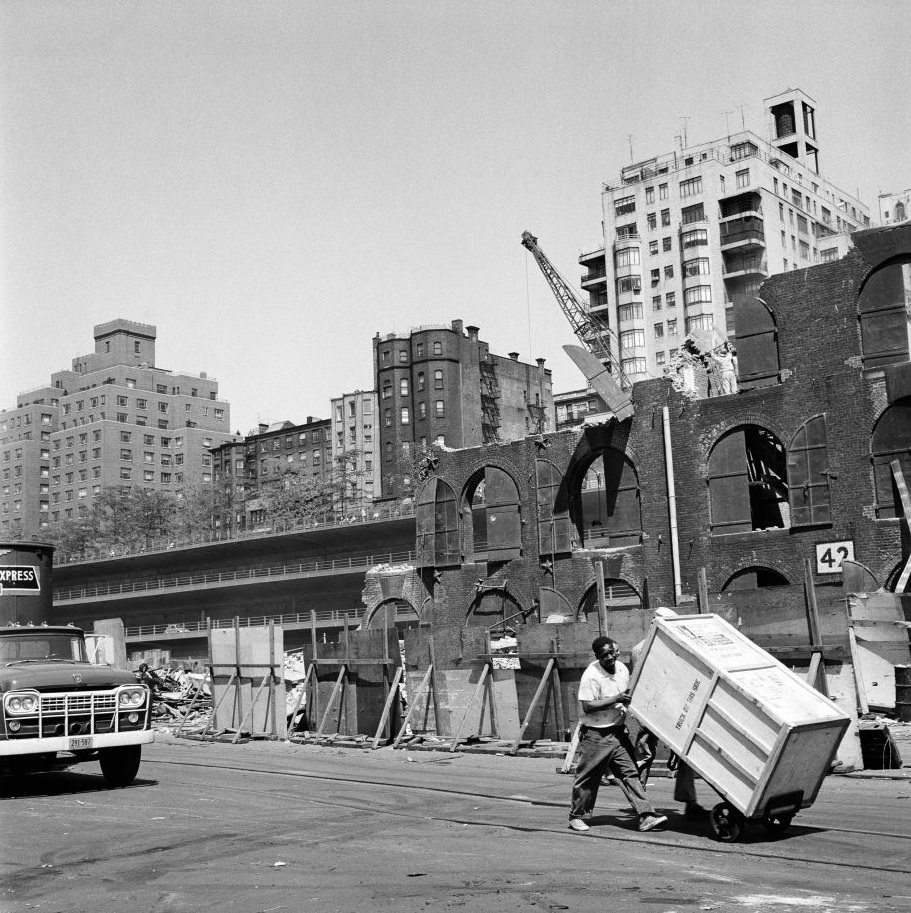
[141,665,212,733]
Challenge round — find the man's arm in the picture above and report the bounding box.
[581,691,631,714]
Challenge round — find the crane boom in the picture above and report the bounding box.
[521,231,628,386]
[522,230,635,420]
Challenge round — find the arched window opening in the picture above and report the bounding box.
[363,598,421,631]
[465,466,521,563]
[733,296,780,391]
[415,477,460,568]
[536,459,573,556]
[577,448,641,547]
[871,398,911,519]
[722,567,790,590]
[788,415,832,526]
[858,257,911,369]
[467,589,527,635]
[708,426,789,534]
[578,578,642,620]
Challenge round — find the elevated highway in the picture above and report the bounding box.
[51,512,417,656]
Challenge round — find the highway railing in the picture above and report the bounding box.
[54,550,416,602]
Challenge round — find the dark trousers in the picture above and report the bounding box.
[569,725,656,821]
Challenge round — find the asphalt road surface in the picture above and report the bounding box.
[2,735,910,913]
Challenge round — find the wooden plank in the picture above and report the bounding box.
[803,559,823,647]
[595,563,608,636]
[697,567,709,614]
[560,722,582,774]
[393,665,434,749]
[315,664,347,739]
[449,663,492,753]
[509,657,555,756]
[372,666,404,749]
[232,675,269,744]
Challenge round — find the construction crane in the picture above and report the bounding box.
[521,230,635,420]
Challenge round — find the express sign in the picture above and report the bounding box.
[0,566,41,594]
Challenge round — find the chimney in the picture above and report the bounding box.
[258,423,268,434]
[509,352,520,361]
[307,415,313,424]
[451,319,464,336]
[466,325,479,343]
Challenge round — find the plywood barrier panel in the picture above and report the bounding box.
[514,621,599,741]
[210,626,286,738]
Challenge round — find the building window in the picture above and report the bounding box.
[664,265,674,279]
[400,378,409,396]
[620,357,647,375]
[614,195,635,216]
[419,402,427,419]
[681,228,708,248]
[120,449,132,461]
[616,276,641,295]
[161,473,171,483]
[667,318,677,334]
[615,247,640,267]
[654,323,664,338]
[618,303,643,321]
[684,285,712,306]
[647,212,657,230]
[645,186,655,204]
[416,342,424,357]
[382,384,392,399]
[649,240,659,255]
[417,372,425,392]
[660,209,671,227]
[435,400,445,417]
[656,351,666,365]
[620,329,645,349]
[401,407,410,424]
[679,176,702,197]
[659,183,668,200]
[681,203,705,224]
[735,168,750,188]
[120,467,131,480]
[434,370,444,389]
[686,314,714,333]
[384,409,392,427]
[652,296,662,311]
[650,268,660,284]
[662,236,672,252]
[433,341,442,355]
[144,470,154,481]
[399,350,408,364]
[683,258,711,277]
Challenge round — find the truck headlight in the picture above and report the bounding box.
[4,692,39,714]
[118,688,146,707]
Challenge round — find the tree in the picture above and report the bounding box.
[260,471,337,526]
[173,479,240,539]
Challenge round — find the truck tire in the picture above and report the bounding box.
[99,745,142,787]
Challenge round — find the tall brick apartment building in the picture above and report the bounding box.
[1,320,234,537]
[361,224,910,634]
[374,320,554,500]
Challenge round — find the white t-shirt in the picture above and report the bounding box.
[577,659,629,729]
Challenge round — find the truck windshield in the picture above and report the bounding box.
[0,633,88,664]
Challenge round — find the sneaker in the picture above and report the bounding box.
[568,818,591,832]
[684,803,709,819]
[638,813,668,832]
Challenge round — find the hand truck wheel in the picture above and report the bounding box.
[710,802,744,842]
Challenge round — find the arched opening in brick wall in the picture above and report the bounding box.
[787,415,832,526]
[466,588,530,635]
[575,448,642,548]
[858,256,911,369]
[463,466,522,564]
[415,477,460,568]
[362,598,422,630]
[707,425,789,534]
[577,578,642,621]
[722,566,790,590]
[871,397,911,519]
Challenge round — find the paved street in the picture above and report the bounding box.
[2,736,910,913]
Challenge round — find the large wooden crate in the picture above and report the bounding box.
[629,613,850,819]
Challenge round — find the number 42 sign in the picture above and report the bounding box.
[815,540,855,574]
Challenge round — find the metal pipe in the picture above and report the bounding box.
[662,406,683,605]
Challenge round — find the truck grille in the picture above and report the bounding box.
[4,687,147,740]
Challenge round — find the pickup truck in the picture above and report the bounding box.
[0,623,154,786]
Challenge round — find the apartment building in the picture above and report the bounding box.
[330,390,379,510]
[0,320,234,537]
[211,416,334,530]
[579,89,870,381]
[374,320,554,499]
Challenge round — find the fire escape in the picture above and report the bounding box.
[479,360,501,444]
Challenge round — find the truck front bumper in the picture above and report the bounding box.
[0,729,155,756]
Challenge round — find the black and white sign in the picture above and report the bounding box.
[0,565,41,593]
[815,541,855,575]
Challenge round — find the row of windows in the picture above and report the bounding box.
[384,401,447,425]
[380,341,445,364]
[383,371,445,398]
[62,396,224,420]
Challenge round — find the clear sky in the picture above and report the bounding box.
[1,0,908,435]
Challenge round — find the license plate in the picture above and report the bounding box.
[69,736,93,751]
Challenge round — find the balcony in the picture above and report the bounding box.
[579,245,606,265]
[719,192,763,220]
[581,268,607,288]
[722,256,768,280]
[720,217,766,252]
